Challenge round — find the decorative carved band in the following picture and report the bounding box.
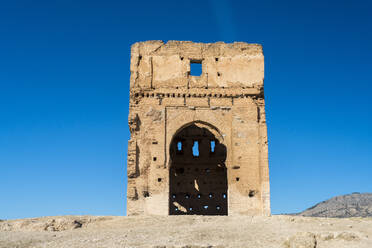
[130,88,264,99]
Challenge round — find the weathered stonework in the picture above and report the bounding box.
[127,41,270,216]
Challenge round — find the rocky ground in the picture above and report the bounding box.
[297,193,372,218]
[0,215,371,248]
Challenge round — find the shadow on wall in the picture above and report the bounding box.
[169,123,227,215]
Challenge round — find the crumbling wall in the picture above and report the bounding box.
[127,41,270,216]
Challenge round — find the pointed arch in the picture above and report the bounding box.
[168,121,228,215]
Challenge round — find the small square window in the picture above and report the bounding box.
[190,60,202,76]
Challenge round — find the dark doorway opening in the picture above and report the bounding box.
[169,123,227,215]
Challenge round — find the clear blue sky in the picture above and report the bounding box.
[1,0,371,219]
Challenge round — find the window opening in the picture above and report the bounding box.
[177,141,182,151]
[192,141,199,157]
[210,140,215,153]
[190,60,202,76]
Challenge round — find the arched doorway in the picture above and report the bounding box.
[169,122,227,215]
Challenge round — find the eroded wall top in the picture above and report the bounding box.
[130,41,264,90]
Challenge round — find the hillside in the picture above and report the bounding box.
[297,193,372,218]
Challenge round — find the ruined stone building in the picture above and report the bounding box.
[127,41,270,216]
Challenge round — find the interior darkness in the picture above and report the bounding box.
[169,124,227,215]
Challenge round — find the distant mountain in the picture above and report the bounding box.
[297,193,372,218]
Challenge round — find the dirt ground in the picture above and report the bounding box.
[0,215,371,248]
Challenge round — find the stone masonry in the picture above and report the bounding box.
[127,41,270,216]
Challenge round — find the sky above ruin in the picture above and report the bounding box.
[1,0,371,219]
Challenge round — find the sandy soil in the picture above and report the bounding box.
[0,215,371,248]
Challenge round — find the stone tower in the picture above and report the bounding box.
[127,41,270,216]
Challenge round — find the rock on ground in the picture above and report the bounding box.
[0,215,371,248]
